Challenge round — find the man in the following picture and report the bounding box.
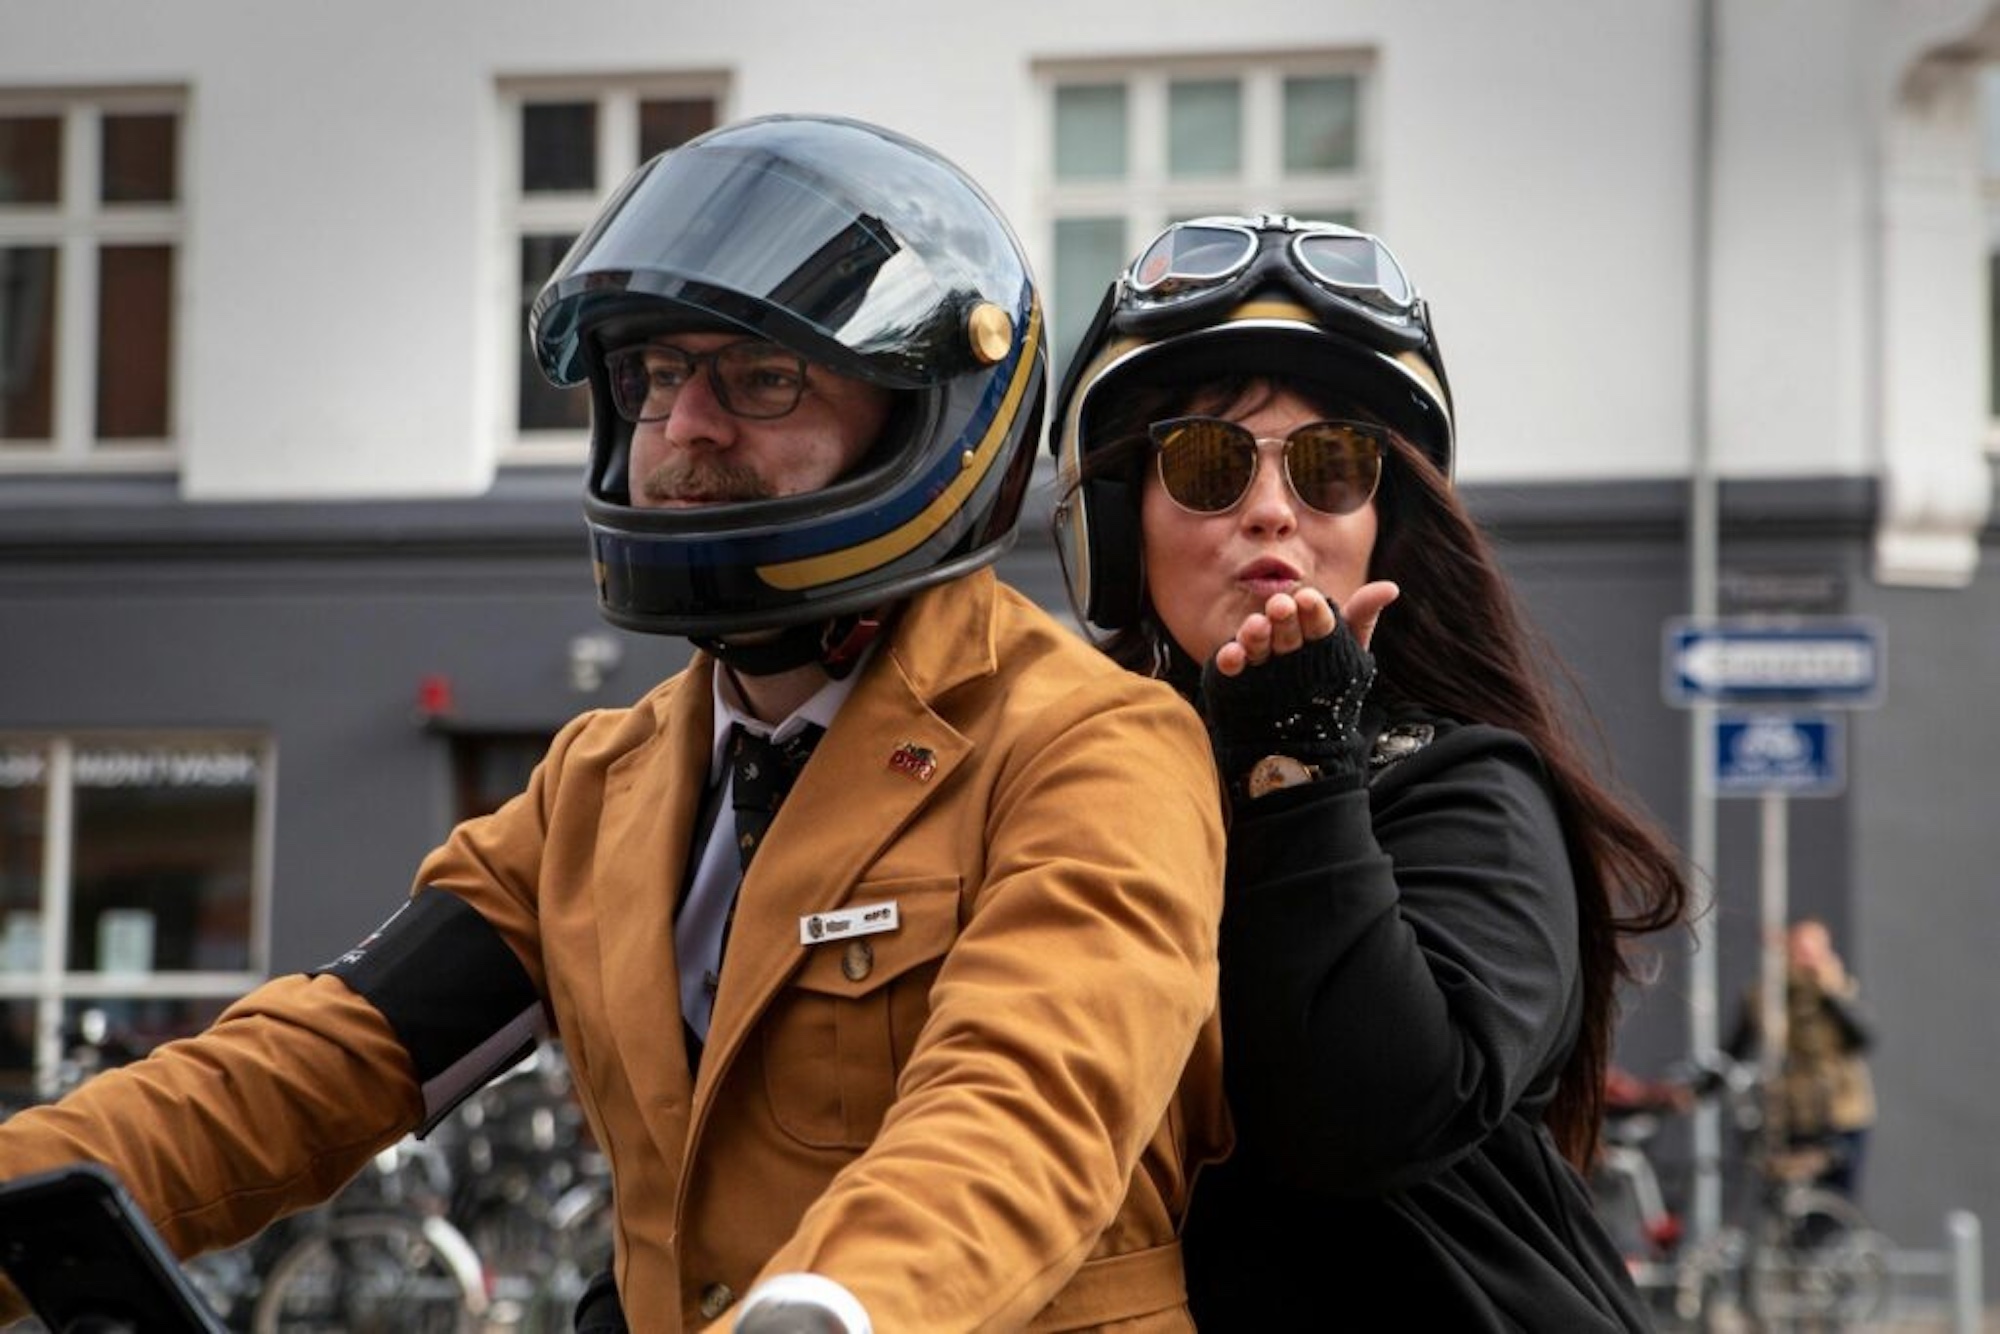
[0,115,1228,1332]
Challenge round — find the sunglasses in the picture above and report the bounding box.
[605,340,811,422]
[1148,415,1385,517]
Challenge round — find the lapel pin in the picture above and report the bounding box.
[888,742,938,781]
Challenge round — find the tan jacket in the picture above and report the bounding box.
[0,570,1229,1332]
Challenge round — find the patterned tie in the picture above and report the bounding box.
[729,722,825,870]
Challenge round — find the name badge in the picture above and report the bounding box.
[799,900,900,945]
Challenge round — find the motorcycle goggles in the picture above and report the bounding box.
[1149,415,1385,517]
[1117,215,1425,346]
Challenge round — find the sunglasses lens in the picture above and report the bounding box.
[1296,233,1413,308]
[1286,423,1384,515]
[1132,225,1255,295]
[1153,418,1256,513]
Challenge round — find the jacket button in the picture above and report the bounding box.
[699,1282,737,1320]
[842,938,874,982]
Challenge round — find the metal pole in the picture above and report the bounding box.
[1687,0,1724,1245]
[1757,792,1790,1164]
[1949,1209,1983,1334]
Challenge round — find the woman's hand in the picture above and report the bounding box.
[1212,580,1401,677]
[1199,580,1399,796]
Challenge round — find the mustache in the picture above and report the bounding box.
[636,458,774,504]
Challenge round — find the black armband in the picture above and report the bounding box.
[314,889,543,1133]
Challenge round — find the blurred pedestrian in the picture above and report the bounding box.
[1729,917,1877,1200]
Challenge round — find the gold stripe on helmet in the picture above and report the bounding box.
[756,300,1043,591]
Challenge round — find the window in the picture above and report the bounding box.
[1983,65,2000,439]
[503,78,725,461]
[1038,56,1375,378]
[448,731,553,822]
[0,735,272,1099]
[0,91,183,466]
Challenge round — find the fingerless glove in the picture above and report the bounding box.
[1199,615,1376,795]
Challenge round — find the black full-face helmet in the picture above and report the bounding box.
[1050,214,1453,634]
[531,114,1046,640]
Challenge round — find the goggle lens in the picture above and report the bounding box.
[1293,233,1413,308]
[1150,416,1384,517]
[1130,224,1255,295]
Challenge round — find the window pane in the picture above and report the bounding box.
[96,244,174,440]
[522,102,597,193]
[1984,66,2000,176]
[0,246,58,442]
[62,996,231,1073]
[101,112,178,204]
[451,733,553,822]
[1284,75,1360,172]
[1055,85,1127,181]
[520,233,589,431]
[0,115,61,204]
[1168,80,1242,177]
[0,1001,36,1102]
[1053,216,1125,378]
[1286,205,1359,228]
[1990,248,2000,417]
[640,98,717,160]
[0,746,49,974]
[68,744,260,973]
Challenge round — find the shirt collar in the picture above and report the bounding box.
[707,655,867,786]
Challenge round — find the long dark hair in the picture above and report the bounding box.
[1068,374,1689,1167]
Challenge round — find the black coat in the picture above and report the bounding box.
[1184,714,1649,1331]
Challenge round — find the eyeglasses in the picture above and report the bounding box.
[605,341,811,422]
[1148,415,1385,517]
[1126,215,1416,318]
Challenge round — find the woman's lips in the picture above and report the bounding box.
[1236,558,1301,598]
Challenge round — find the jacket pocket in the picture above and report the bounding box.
[762,877,961,1148]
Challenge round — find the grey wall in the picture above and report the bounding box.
[4,468,1994,1277]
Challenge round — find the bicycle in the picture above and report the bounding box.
[248,1135,489,1333]
[439,1042,613,1330]
[1668,1056,1893,1331]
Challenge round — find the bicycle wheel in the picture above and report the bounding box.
[251,1212,486,1334]
[1749,1188,1893,1325]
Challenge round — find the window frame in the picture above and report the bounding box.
[0,731,274,1095]
[0,87,186,473]
[497,74,729,467]
[1983,64,2000,453]
[1033,51,1380,388]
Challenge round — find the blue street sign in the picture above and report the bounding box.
[1710,711,1845,797]
[1664,617,1884,707]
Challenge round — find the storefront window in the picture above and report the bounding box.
[0,736,270,1097]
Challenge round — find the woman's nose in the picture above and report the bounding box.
[1237,444,1298,535]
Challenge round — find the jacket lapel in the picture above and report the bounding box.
[692,571,1000,1111]
[593,657,715,1164]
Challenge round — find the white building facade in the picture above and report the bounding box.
[3,0,1997,1293]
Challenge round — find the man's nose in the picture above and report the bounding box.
[665,365,736,445]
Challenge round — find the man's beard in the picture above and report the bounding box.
[637,458,774,506]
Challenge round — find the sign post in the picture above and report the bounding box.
[1662,617,1881,1241]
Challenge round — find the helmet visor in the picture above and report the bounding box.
[536,118,1030,389]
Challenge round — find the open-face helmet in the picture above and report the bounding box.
[1050,214,1452,632]
[531,114,1046,640]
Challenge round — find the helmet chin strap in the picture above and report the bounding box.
[691,610,887,681]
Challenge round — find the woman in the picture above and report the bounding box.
[1052,215,1690,1329]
